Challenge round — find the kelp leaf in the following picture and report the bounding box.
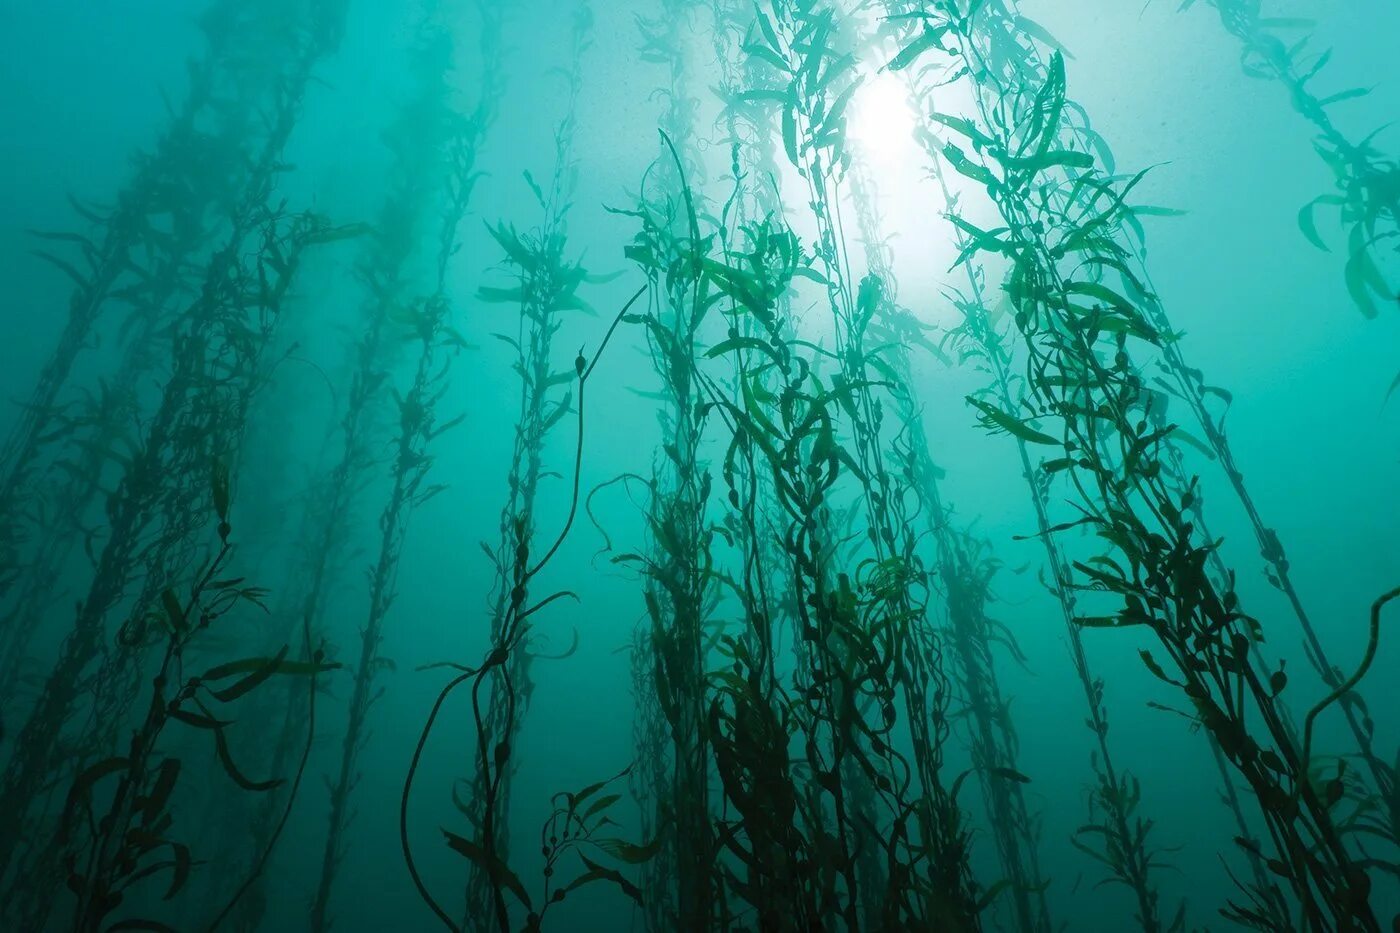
[1297,197,1332,252]
[213,723,281,792]
[208,645,290,703]
[443,831,532,909]
[203,656,338,682]
[967,396,1059,446]
[888,26,946,72]
[594,834,662,864]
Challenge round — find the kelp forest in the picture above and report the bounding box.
[1,0,1398,930]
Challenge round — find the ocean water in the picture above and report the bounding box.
[1,0,1397,931]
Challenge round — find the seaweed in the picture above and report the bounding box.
[56,493,336,932]
[889,3,1388,925]
[399,277,649,931]
[0,192,344,914]
[1179,0,1399,322]
[307,4,500,928]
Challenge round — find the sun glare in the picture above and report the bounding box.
[848,71,918,164]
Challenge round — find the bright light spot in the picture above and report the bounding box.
[848,71,917,164]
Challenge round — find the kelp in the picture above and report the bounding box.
[918,0,1400,906]
[1179,0,1399,322]
[739,0,991,925]
[398,280,651,932]
[458,6,597,929]
[0,0,347,723]
[889,3,1388,926]
[0,192,344,910]
[3,2,1399,931]
[844,117,1052,931]
[624,7,723,927]
[308,4,498,928]
[57,493,336,932]
[875,7,1183,926]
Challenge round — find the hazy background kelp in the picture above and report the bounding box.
[0,0,1398,930]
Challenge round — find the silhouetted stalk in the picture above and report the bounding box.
[59,495,335,932]
[0,211,336,924]
[878,2,1304,923]
[0,0,338,703]
[307,6,496,928]
[0,14,342,881]
[1183,0,1398,319]
[894,77,1179,922]
[628,7,720,926]
[988,0,1391,887]
[846,147,1052,933]
[700,17,830,927]
[891,4,1382,926]
[398,283,648,933]
[312,295,459,928]
[0,0,241,600]
[459,9,594,929]
[743,2,986,924]
[697,216,851,931]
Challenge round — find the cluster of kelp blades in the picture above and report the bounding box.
[0,0,1396,930]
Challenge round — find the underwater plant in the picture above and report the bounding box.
[889,2,1391,926]
[1179,0,1399,322]
[457,7,598,930]
[3,1,1400,931]
[737,1,1014,925]
[397,278,651,932]
[306,5,500,928]
[872,12,1185,926]
[0,189,346,911]
[57,493,335,932]
[842,127,1053,931]
[914,0,1400,911]
[622,8,722,929]
[0,0,349,714]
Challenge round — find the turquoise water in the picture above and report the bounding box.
[1,1,1397,930]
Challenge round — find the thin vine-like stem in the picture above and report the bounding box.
[1301,585,1400,779]
[400,283,645,931]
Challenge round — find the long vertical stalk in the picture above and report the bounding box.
[891,4,1383,925]
[309,8,499,927]
[0,2,345,889]
[461,8,594,929]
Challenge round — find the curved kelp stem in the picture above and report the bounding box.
[400,285,646,932]
[460,14,596,925]
[1301,586,1400,782]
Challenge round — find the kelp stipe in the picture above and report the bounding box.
[0,197,344,929]
[398,282,649,933]
[1180,0,1399,322]
[624,9,721,928]
[842,117,1053,930]
[0,0,320,614]
[919,0,1398,911]
[306,3,498,927]
[739,1,996,925]
[0,0,351,898]
[57,490,336,932]
[0,0,345,729]
[457,6,596,929]
[874,11,1183,926]
[889,4,1383,927]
